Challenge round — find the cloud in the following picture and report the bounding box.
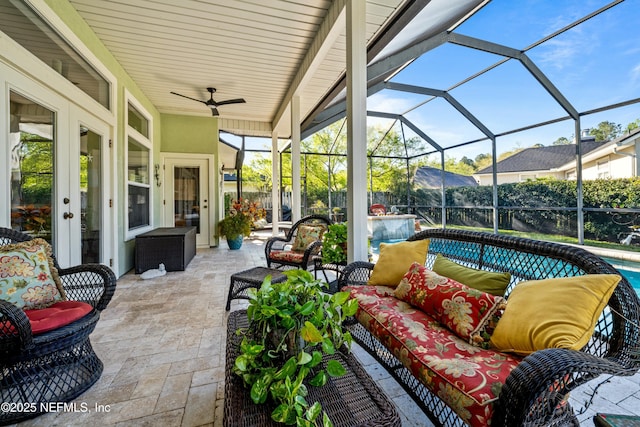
[535,26,598,71]
[367,93,420,113]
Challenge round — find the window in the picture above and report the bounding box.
[0,1,110,108]
[520,174,536,182]
[597,159,610,179]
[125,96,152,236]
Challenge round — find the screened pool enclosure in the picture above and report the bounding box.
[223,0,640,250]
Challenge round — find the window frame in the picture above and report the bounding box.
[124,91,153,240]
[596,157,610,179]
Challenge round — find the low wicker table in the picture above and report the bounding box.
[226,267,287,311]
[223,310,401,427]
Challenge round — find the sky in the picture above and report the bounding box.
[229,0,640,164]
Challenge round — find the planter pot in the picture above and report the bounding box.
[227,235,244,250]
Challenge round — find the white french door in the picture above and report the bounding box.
[67,109,112,267]
[4,64,112,268]
[163,156,211,247]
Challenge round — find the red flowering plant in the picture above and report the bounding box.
[231,198,266,224]
[219,198,267,240]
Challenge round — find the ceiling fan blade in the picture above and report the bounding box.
[211,107,220,116]
[215,98,246,106]
[170,91,207,104]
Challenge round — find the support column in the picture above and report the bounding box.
[346,0,368,262]
[575,119,584,244]
[271,132,280,235]
[491,136,498,234]
[291,95,302,222]
[440,150,446,228]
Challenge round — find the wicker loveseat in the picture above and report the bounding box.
[340,228,640,427]
[0,227,116,425]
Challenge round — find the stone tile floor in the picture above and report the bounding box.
[13,231,640,426]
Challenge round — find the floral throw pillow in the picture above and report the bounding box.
[292,224,327,252]
[394,262,505,349]
[0,238,66,310]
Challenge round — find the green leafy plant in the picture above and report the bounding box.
[218,212,252,240]
[321,223,348,265]
[233,270,358,426]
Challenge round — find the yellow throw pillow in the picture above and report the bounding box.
[432,254,511,296]
[489,274,620,355]
[368,239,430,287]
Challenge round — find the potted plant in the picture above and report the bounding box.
[218,200,252,250]
[321,222,348,265]
[233,270,358,425]
[219,198,266,249]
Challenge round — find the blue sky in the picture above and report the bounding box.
[234,0,640,163]
[368,0,640,161]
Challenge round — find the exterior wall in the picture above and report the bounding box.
[580,146,636,180]
[475,171,564,185]
[161,114,218,154]
[41,0,163,275]
[14,1,224,275]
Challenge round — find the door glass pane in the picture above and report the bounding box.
[80,127,101,263]
[127,137,150,230]
[9,92,54,243]
[174,167,200,233]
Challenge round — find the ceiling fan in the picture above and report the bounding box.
[170,87,246,116]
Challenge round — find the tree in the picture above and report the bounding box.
[552,137,571,145]
[367,125,429,194]
[589,121,622,142]
[625,118,640,133]
[474,153,493,171]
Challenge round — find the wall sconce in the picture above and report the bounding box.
[154,164,161,187]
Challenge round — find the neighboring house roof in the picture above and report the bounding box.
[475,139,603,175]
[414,166,478,189]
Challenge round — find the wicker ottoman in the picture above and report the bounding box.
[226,267,287,311]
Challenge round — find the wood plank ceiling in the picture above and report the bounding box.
[67,0,408,137]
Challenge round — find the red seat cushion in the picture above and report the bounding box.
[269,250,305,263]
[345,285,522,427]
[24,301,93,335]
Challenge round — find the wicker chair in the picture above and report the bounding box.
[265,215,332,270]
[340,229,640,427]
[0,227,116,425]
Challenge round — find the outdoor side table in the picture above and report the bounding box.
[223,310,401,427]
[226,267,287,311]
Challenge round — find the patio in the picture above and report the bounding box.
[11,230,640,427]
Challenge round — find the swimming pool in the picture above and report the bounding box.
[602,257,640,297]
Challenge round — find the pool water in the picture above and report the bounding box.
[602,257,640,297]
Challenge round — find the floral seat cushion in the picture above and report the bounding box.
[345,285,522,427]
[268,250,305,264]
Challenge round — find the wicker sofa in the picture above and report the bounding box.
[0,227,116,425]
[340,228,640,427]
